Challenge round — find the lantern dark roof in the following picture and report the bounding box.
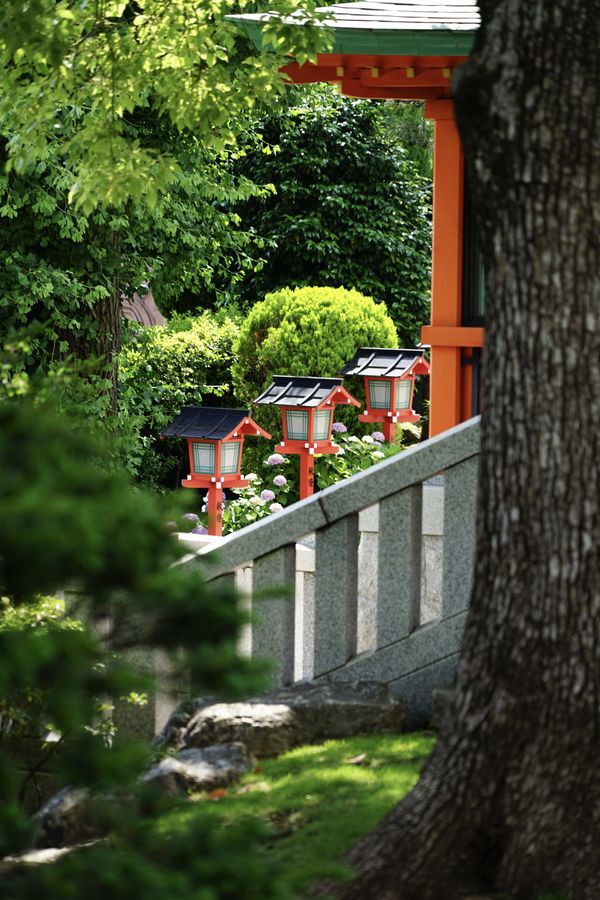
[339,348,429,378]
[255,375,355,408]
[228,0,479,56]
[161,407,256,440]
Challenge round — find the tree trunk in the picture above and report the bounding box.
[93,258,122,415]
[336,3,600,898]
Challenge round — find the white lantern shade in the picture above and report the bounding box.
[285,409,309,440]
[368,379,392,409]
[313,410,332,441]
[396,380,412,410]
[220,441,240,475]
[192,442,216,474]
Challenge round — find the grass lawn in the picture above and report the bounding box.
[157,732,435,897]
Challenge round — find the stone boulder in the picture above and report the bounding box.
[32,788,94,850]
[143,743,253,795]
[156,680,405,758]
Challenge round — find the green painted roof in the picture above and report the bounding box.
[228,1,480,57]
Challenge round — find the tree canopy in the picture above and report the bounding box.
[0,0,330,212]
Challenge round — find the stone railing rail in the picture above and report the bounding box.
[179,417,480,725]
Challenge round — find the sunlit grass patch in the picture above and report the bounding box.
[157,732,435,896]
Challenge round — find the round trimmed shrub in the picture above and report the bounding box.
[232,285,398,404]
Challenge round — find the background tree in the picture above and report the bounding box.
[229,87,431,344]
[0,1,329,210]
[333,3,600,898]
[0,117,264,408]
[0,0,329,401]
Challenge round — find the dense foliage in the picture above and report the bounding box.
[0,1,330,409]
[231,87,432,343]
[0,0,330,211]
[0,395,290,896]
[119,313,239,486]
[0,125,265,388]
[232,285,398,406]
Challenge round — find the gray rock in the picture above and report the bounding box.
[143,743,253,795]
[32,787,94,849]
[156,680,405,758]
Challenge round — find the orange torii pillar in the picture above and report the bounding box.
[422,99,464,437]
[421,100,485,435]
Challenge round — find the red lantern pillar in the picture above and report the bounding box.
[207,484,224,536]
[299,452,315,500]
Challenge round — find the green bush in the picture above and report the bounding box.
[232,285,398,406]
[118,312,239,488]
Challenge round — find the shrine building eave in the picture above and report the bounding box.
[227,1,479,58]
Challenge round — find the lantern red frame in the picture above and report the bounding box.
[161,408,271,535]
[340,349,431,442]
[254,377,360,499]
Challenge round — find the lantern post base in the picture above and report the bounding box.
[207,484,223,536]
[181,475,250,536]
[299,452,315,500]
[382,420,396,443]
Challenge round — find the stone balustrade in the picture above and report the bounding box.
[178,417,480,726]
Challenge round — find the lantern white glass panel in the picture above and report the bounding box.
[396,380,412,410]
[285,410,309,440]
[220,441,240,475]
[192,442,215,474]
[369,380,391,409]
[313,410,331,441]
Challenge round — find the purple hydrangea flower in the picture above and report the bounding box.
[269,503,284,514]
[273,474,287,487]
[267,453,286,466]
[332,421,347,433]
[261,489,276,502]
[372,431,386,443]
[183,512,200,523]
[191,525,208,535]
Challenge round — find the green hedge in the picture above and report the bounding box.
[118,312,239,487]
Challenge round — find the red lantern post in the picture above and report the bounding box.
[339,348,431,442]
[254,376,360,499]
[160,407,271,535]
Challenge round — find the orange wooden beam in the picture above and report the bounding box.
[420,326,484,347]
[341,82,448,100]
[281,55,469,100]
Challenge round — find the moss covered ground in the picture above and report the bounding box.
[156,732,435,897]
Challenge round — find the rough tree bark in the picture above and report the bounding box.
[336,2,600,898]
